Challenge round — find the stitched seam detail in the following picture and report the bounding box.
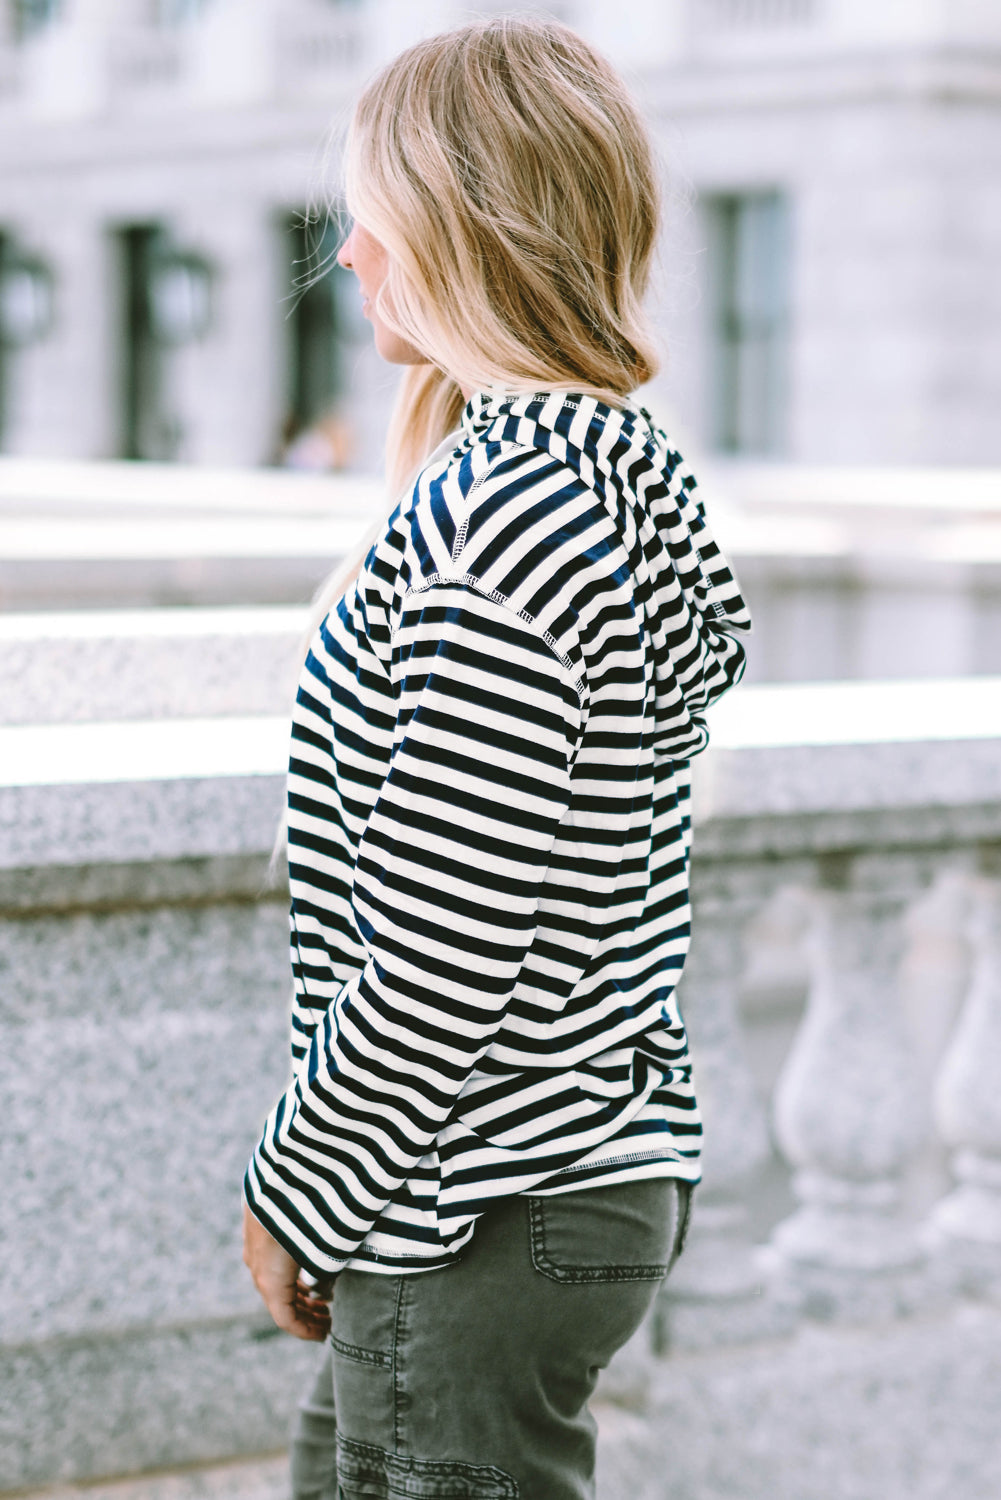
[540,1262,667,1284]
[449,466,493,565]
[400,574,586,706]
[450,517,469,562]
[545,1148,689,1177]
[336,1434,519,1496]
[329,1334,391,1368]
[391,1274,408,1453]
[527,1194,668,1285]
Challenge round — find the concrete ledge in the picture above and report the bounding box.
[0,771,284,873]
[1,721,298,1492]
[1,878,299,1492]
[0,608,306,725]
[597,1302,1001,1500]
[0,555,342,611]
[0,458,378,610]
[1,1320,316,1493]
[11,1304,1001,1500]
[0,456,380,519]
[0,718,286,872]
[693,678,1001,854]
[0,854,280,916]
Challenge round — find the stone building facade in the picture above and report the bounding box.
[0,0,999,470]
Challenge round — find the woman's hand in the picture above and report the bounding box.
[242,1201,333,1342]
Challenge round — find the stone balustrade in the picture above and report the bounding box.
[0,458,378,610]
[0,715,309,1494]
[2,648,1001,1492]
[3,454,998,681]
[698,462,1001,683]
[0,606,306,724]
[658,679,1001,1343]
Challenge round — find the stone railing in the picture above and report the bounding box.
[661,678,1001,1346]
[0,457,378,610]
[596,679,1001,1500]
[698,460,1001,683]
[2,657,1000,1495]
[0,713,305,1494]
[275,0,368,100]
[0,605,306,724]
[3,454,998,678]
[689,0,820,39]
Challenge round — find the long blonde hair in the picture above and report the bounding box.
[350,15,661,492]
[313,18,661,613]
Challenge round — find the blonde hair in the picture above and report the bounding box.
[310,17,662,613]
[349,15,661,492]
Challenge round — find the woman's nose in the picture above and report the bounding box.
[337,227,355,270]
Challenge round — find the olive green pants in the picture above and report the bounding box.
[290,1177,686,1499]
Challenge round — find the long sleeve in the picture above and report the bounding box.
[245,582,581,1276]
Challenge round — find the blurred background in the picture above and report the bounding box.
[3,0,1000,474]
[2,4,1001,1499]
[2,0,999,676]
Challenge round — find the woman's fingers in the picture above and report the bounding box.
[243,1201,332,1341]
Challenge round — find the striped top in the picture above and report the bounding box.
[245,390,750,1279]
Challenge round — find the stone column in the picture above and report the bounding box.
[656,865,789,1350]
[767,853,930,1321]
[926,870,1001,1297]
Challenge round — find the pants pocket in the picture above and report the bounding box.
[336,1435,518,1498]
[329,1273,399,1455]
[527,1177,679,1284]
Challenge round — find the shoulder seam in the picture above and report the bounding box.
[401,573,586,706]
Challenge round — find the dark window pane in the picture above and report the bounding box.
[708,190,791,455]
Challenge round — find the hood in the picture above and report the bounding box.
[462,390,752,759]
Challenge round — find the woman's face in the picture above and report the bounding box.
[337,222,425,367]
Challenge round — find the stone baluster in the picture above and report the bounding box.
[656,865,790,1351]
[766,852,931,1322]
[925,870,1001,1297]
[899,868,972,1220]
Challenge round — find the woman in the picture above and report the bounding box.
[243,16,750,1500]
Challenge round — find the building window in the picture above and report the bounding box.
[692,0,818,34]
[0,230,9,448]
[707,190,791,455]
[115,224,175,461]
[151,0,209,25]
[0,231,56,449]
[11,0,62,42]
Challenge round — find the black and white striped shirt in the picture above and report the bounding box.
[245,390,750,1278]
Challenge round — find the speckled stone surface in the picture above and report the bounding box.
[0,900,290,1344]
[0,771,285,871]
[12,1307,1001,1500]
[1,1320,317,1492]
[596,1303,1001,1500]
[694,736,1001,824]
[0,611,304,725]
[0,755,299,1488]
[0,868,306,1490]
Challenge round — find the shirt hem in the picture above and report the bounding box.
[340,1152,701,1275]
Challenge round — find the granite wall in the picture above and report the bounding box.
[3,597,1001,1495]
[0,730,321,1491]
